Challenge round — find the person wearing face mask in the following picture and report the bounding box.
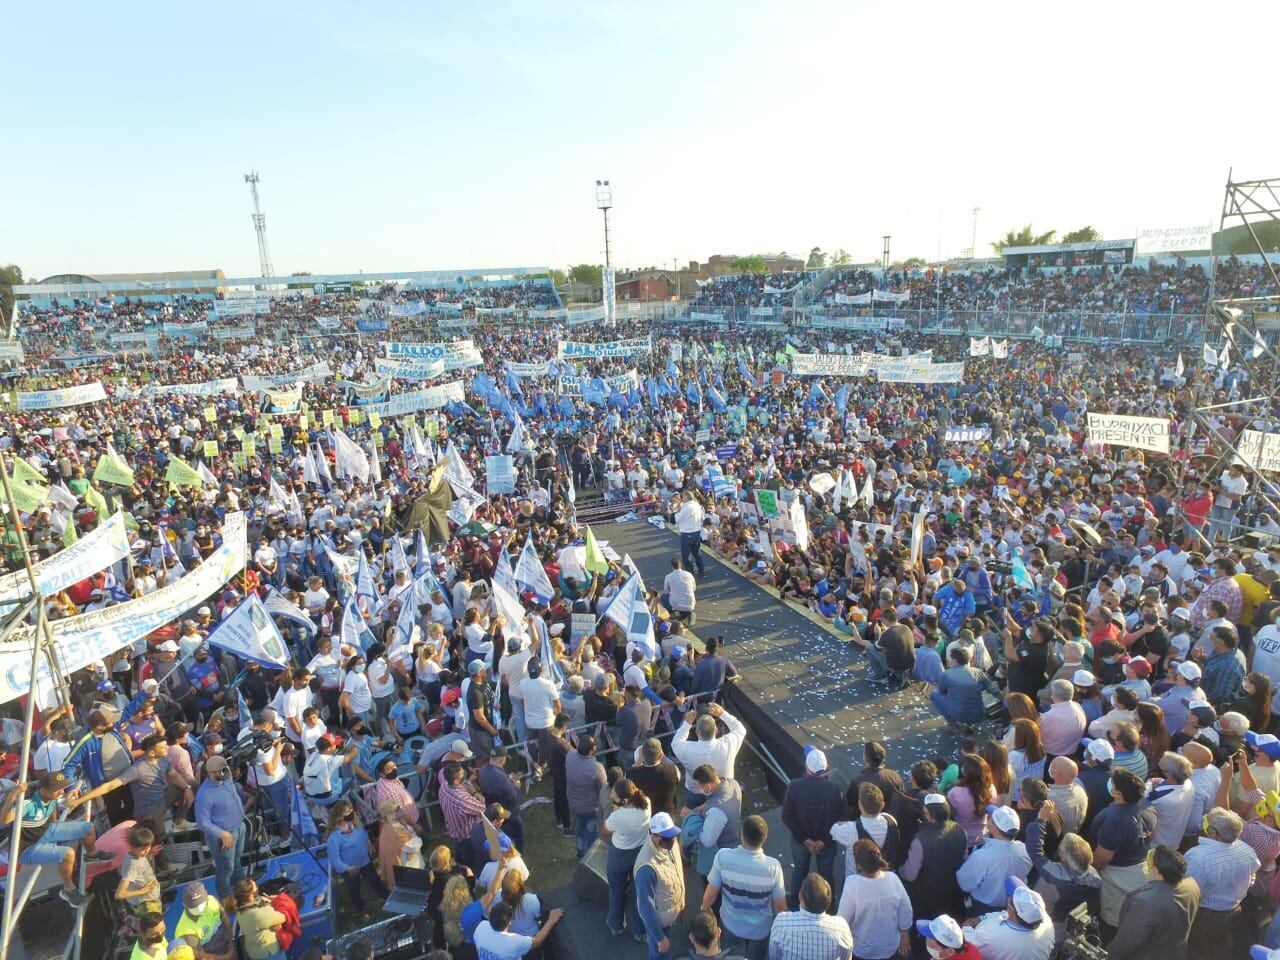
[130,911,169,960]
[173,881,235,960]
[187,642,225,717]
[193,755,248,899]
[368,755,419,825]
[340,655,373,725]
[635,812,687,960]
[326,799,389,922]
[33,716,74,776]
[915,914,982,960]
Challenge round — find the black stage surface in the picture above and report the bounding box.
[602,518,957,787]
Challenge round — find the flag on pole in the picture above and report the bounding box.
[303,446,319,485]
[584,526,608,575]
[264,587,318,635]
[197,461,219,487]
[92,443,135,487]
[354,552,378,616]
[515,534,554,603]
[413,529,430,577]
[507,413,534,455]
[1203,342,1218,366]
[206,595,291,668]
[600,573,658,660]
[333,430,371,483]
[1219,341,1231,370]
[1010,552,1036,590]
[164,457,205,488]
[1175,352,1184,378]
[340,592,376,652]
[860,472,875,508]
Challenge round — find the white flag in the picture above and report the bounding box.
[206,595,290,667]
[515,534,555,603]
[311,443,333,487]
[991,339,1009,359]
[1203,342,1218,367]
[860,472,875,508]
[263,587,317,635]
[1175,353,1184,378]
[507,413,534,455]
[968,336,990,357]
[789,496,810,551]
[1220,341,1231,371]
[368,447,382,484]
[197,461,219,487]
[333,430,371,483]
[600,573,657,661]
[302,446,319,485]
[442,441,475,489]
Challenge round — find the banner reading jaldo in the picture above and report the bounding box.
[557,337,652,359]
[16,382,107,410]
[1235,430,1280,473]
[0,513,247,706]
[1086,412,1171,455]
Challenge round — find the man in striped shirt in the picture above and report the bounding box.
[703,815,787,960]
[438,761,486,867]
[1184,807,1258,959]
[767,874,852,960]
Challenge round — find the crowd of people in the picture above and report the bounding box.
[2,263,1280,960]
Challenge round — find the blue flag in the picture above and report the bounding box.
[707,385,727,412]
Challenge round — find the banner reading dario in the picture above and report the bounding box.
[0,513,247,707]
[1086,412,1171,455]
[16,381,107,410]
[557,337,652,359]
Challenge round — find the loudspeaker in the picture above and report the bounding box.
[571,840,610,904]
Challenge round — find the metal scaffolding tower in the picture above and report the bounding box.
[244,172,276,281]
[1189,173,1280,538]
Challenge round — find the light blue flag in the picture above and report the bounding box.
[413,529,429,577]
[706,385,727,412]
[1010,552,1036,591]
[355,552,378,616]
[340,593,376,652]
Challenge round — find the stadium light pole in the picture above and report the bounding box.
[971,207,981,260]
[882,235,891,272]
[596,180,615,323]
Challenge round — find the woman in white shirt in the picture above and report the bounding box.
[307,634,346,724]
[340,654,373,724]
[1006,718,1047,804]
[416,634,444,710]
[601,779,651,937]
[303,576,330,621]
[836,839,912,960]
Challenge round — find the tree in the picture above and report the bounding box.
[903,257,927,268]
[0,265,22,328]
[831,249,852,266]
[1060,226,1101,244]
[729,255,767,275]
[548,268,568,288]
[806,247,827,269]
[990,225,1057,254]
[568,264,603,287]
[1214,222,1280,255]
[290,270,312,276]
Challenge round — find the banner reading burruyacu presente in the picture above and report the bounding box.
[1086,413,1171,455]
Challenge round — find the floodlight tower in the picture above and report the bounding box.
[244,172,276,281]
[596,180,615,322]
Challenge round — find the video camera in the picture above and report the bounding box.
[1057,902,1107,960]
[222,729,277,768]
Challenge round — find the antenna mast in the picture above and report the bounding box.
[244,172,276,280]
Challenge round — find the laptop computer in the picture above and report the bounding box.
[381,866,432,916]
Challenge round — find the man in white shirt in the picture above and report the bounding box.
[663,558,698,623]
[671,703,746,791]
[280,669,314,747]
[674,493,707,577]
[498,637,533,742]
[521,658,561,762]
[1210,464,1248,544]
[473,901,563,959]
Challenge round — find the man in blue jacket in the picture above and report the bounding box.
[929,647,1001,730]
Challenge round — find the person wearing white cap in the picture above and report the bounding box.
[915,915,979,959]
[1106,845,1201,960]
[780,747,847,909]
[963,876,1055,960]
[1155,659,1203,737]
[956,804,1031,914]
[634,811,686,957]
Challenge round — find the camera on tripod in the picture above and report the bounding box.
[223,729,277,768]
[1058,902,1108,960]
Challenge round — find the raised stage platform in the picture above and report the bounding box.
[602,518,957,786]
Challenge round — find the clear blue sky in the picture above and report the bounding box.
[9,0,1279,280]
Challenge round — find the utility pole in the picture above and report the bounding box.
[244,172,276,281]
[971,207,981,260]
[882,235,892,272]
